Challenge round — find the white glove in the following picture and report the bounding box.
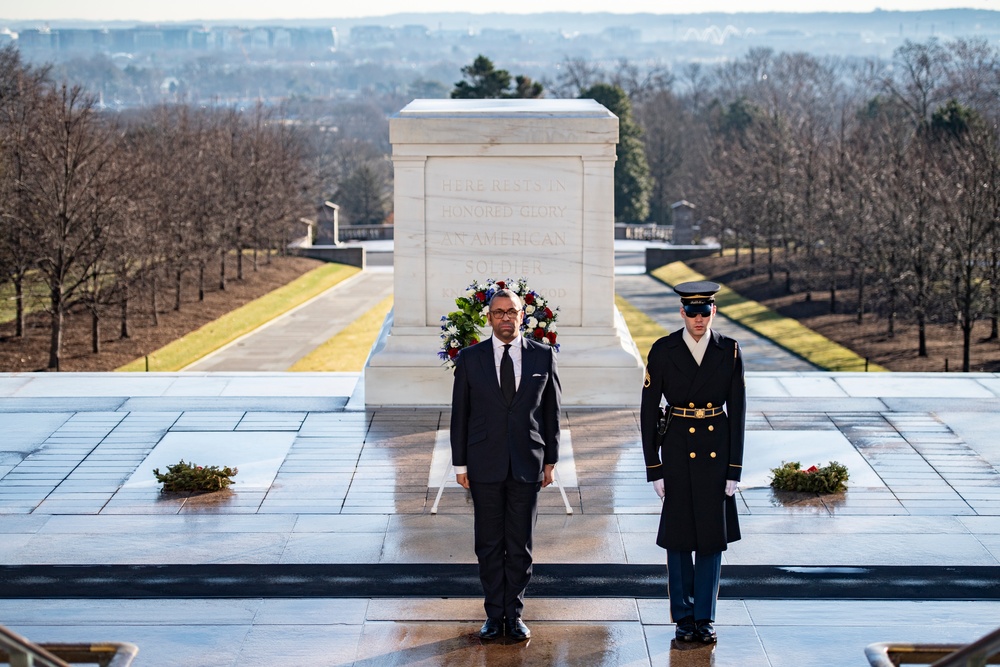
[725,480,738,497]
[653,478,665,499]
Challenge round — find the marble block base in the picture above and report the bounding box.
[364,309,644,407]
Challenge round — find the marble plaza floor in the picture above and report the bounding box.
[2,371,1000,666]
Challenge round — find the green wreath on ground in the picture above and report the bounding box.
[770,461,849,494]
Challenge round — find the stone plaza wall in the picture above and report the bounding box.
[365,99,644,406]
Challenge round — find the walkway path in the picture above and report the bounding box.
[184,268,392,372]
[190,244,812,373]
[616,273,817,371]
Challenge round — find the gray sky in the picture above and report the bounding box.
[1,0,996,22]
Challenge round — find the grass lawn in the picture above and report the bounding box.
[615,295,668,364]
[651,262,887,372]
[289,295,394,372]
[0,277,48,325]
[116,263,360,372]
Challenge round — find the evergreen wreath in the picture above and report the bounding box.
[438,277,559,368]
[770,461,849,494]
[154,459,239,493]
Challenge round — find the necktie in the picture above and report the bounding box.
[501,343,515,404]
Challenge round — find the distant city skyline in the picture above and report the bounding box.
[1,0,996,23]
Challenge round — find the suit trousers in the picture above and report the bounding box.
[468,471,542,620]
[667,549,723,622]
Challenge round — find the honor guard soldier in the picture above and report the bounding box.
[640,280,746,645]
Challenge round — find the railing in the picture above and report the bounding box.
[866,626,1000,666]
[0,624,138,667]
[337,224,394,242]
[614,223,672,242]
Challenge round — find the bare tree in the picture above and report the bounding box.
[22,85,126,369]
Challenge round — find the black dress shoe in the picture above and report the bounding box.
[505,617,531,641]
[674,616,697,642]
[695,619,717,643]
[479,617,503,640]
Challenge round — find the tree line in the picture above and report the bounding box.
[525,41,999,372]
[0,46,313,370]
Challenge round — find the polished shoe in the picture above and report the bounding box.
[695,619,717,643]
[479,617,503,640]
[505,617,531,641]
[674,617,697,642]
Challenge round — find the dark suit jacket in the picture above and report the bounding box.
[451,336,561,484]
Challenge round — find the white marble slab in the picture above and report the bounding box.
[742,430,883,489]
[123,431,295,492]
[779,375,850,398]
[429,428,578,489]
[835,374,996,398]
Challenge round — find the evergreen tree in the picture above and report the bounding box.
[581,83,652,222]
[451,55,543,99]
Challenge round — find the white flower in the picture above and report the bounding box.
[450,339,460,348]
[525,305,535,315]
[548,323,557,333]
[539,321,547,328]
[447,325,458,335]
[527,317,538,328]
[536,297,545,307]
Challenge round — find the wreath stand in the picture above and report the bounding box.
[430,464,573,515]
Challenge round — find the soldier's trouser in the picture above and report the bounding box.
[667,549,722,622]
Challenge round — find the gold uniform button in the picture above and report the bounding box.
[708,425,714,432]
[689,402,695,408]
[688,427,695,434]
[707,402,713,408]
[710,452,717,458]
[689,452,696,459]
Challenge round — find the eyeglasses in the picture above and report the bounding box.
[682,304,713,318]
[490,308,521,320]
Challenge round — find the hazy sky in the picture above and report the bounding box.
[2,0,996,22]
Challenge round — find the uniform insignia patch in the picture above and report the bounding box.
[643,369,651,388]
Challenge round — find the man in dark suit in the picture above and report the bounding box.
[451,288,561,642]
[640,281,745,645]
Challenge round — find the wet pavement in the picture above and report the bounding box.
[1,371,1000,665]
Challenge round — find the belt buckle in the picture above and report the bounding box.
[694,408,705,419]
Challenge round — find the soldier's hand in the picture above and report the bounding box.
[653,478,665,499]
[456,473,470,489]
[725,480,738,497]
[542,464,555,487]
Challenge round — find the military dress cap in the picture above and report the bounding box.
[674,281,721,304]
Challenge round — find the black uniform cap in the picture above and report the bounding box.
[674,280,720,305]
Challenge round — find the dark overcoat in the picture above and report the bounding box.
[451,337,561,483]
[640,329,746,555]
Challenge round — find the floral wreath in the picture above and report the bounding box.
[438,277,559,368]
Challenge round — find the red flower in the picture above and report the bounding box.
[544,307,554,318]
[447,347,459,359]
[805,465,819,474]
[524,293,535,305]
[470,337,479,345]
[533,327,545,339]
[547,332,557,344]
[474,291,486,302]
[496,281,506,289]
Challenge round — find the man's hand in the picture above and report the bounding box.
[725,480,738,497]
[456,473,470,489]
[542,464,555,487]
[653,478,665,499]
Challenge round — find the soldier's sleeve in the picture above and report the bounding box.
[640,343,665,482]
[726,339,746,482]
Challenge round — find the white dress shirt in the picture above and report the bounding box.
[682,327,711,366]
